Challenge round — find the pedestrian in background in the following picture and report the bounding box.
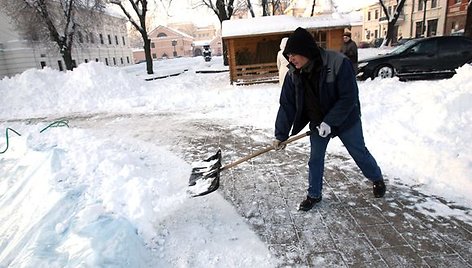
[340,31,358,72]
[273,27,385,211]
[277,37,289,85]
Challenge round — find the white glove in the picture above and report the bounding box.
[273,139,286,151]
[316,122,331,138]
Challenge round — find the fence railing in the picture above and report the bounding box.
[232,62,279,85]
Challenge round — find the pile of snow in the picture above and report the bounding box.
[0,124,275,267]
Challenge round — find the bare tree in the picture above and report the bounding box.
[199,0,235,23]
[261,0,284,16]
[465,0,472,38]
[271,0,285,15]
[0,0,106,70]
[110,0,154,74]
[128,26,146,48]
[379,0,407,46]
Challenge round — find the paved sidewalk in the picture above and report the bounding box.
[181,122,472,267]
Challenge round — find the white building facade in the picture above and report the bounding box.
[0,10,133,79]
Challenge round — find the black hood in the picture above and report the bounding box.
[283,27,321,61]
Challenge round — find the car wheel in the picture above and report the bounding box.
[375,65,394,79]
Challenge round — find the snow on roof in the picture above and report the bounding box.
[222,14,351,38]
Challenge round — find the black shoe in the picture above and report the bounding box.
[373,180,386,198]
[298,195,322,211]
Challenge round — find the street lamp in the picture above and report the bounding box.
[171,39,177,57]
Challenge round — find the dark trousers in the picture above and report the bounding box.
[307,120,382,198]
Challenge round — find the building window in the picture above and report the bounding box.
[40,61,46,68]
[313,31,327,48]
[151,42,155,48]
[95,58,99,62]
[368,11,371,20]
[431,0,437,8]
[418,0,424,11]
[108,34,112,45]
[99,34,104,44]
[416,21,424,37]
[122,36,126,45]
[115,35,119,45]
[127,56,130,63]
[113,57,116,65]
[58,60,63,71]
[157,32,167,37]
[427,19,438,36]
[105,58,109,65]
[375,10,379,19]
[120,57,123,64]
[152,53,157,58]
[85,59,88,63]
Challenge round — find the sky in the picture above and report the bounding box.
[1,48,471,266]
[147,0,377,27]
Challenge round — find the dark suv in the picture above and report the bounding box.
[357,36,472,80]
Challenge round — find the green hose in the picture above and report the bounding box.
[1,120,70,154]
[39,120,69,133]
[0,128,22,154]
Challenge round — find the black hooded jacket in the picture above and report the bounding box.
[275,27,361,141]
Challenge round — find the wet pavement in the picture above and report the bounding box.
[72,113,471,267]
[179,121,472,268]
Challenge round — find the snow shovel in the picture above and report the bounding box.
[188,131,312,197]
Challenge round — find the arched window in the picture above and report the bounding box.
[157,32,167,37]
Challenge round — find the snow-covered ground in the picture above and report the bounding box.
[1,49,471,266]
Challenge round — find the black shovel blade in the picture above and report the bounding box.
[188,150,222,197]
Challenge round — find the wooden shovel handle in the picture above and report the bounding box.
[221,131,312,171]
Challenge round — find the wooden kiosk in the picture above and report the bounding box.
[222,15,351,85]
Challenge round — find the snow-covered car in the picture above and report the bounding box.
[357,36,472,81]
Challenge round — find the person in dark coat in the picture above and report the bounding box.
[272,27,385,211]
[340,31,358,72]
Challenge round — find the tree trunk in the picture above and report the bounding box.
[247,0,255,17]
[142,34,153,74]
[465,1,472,38]
[110,0,153,75]
[261,0,268,16]
[219,21,229,66]
[62,47,74,70]
[310,0,316,17]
